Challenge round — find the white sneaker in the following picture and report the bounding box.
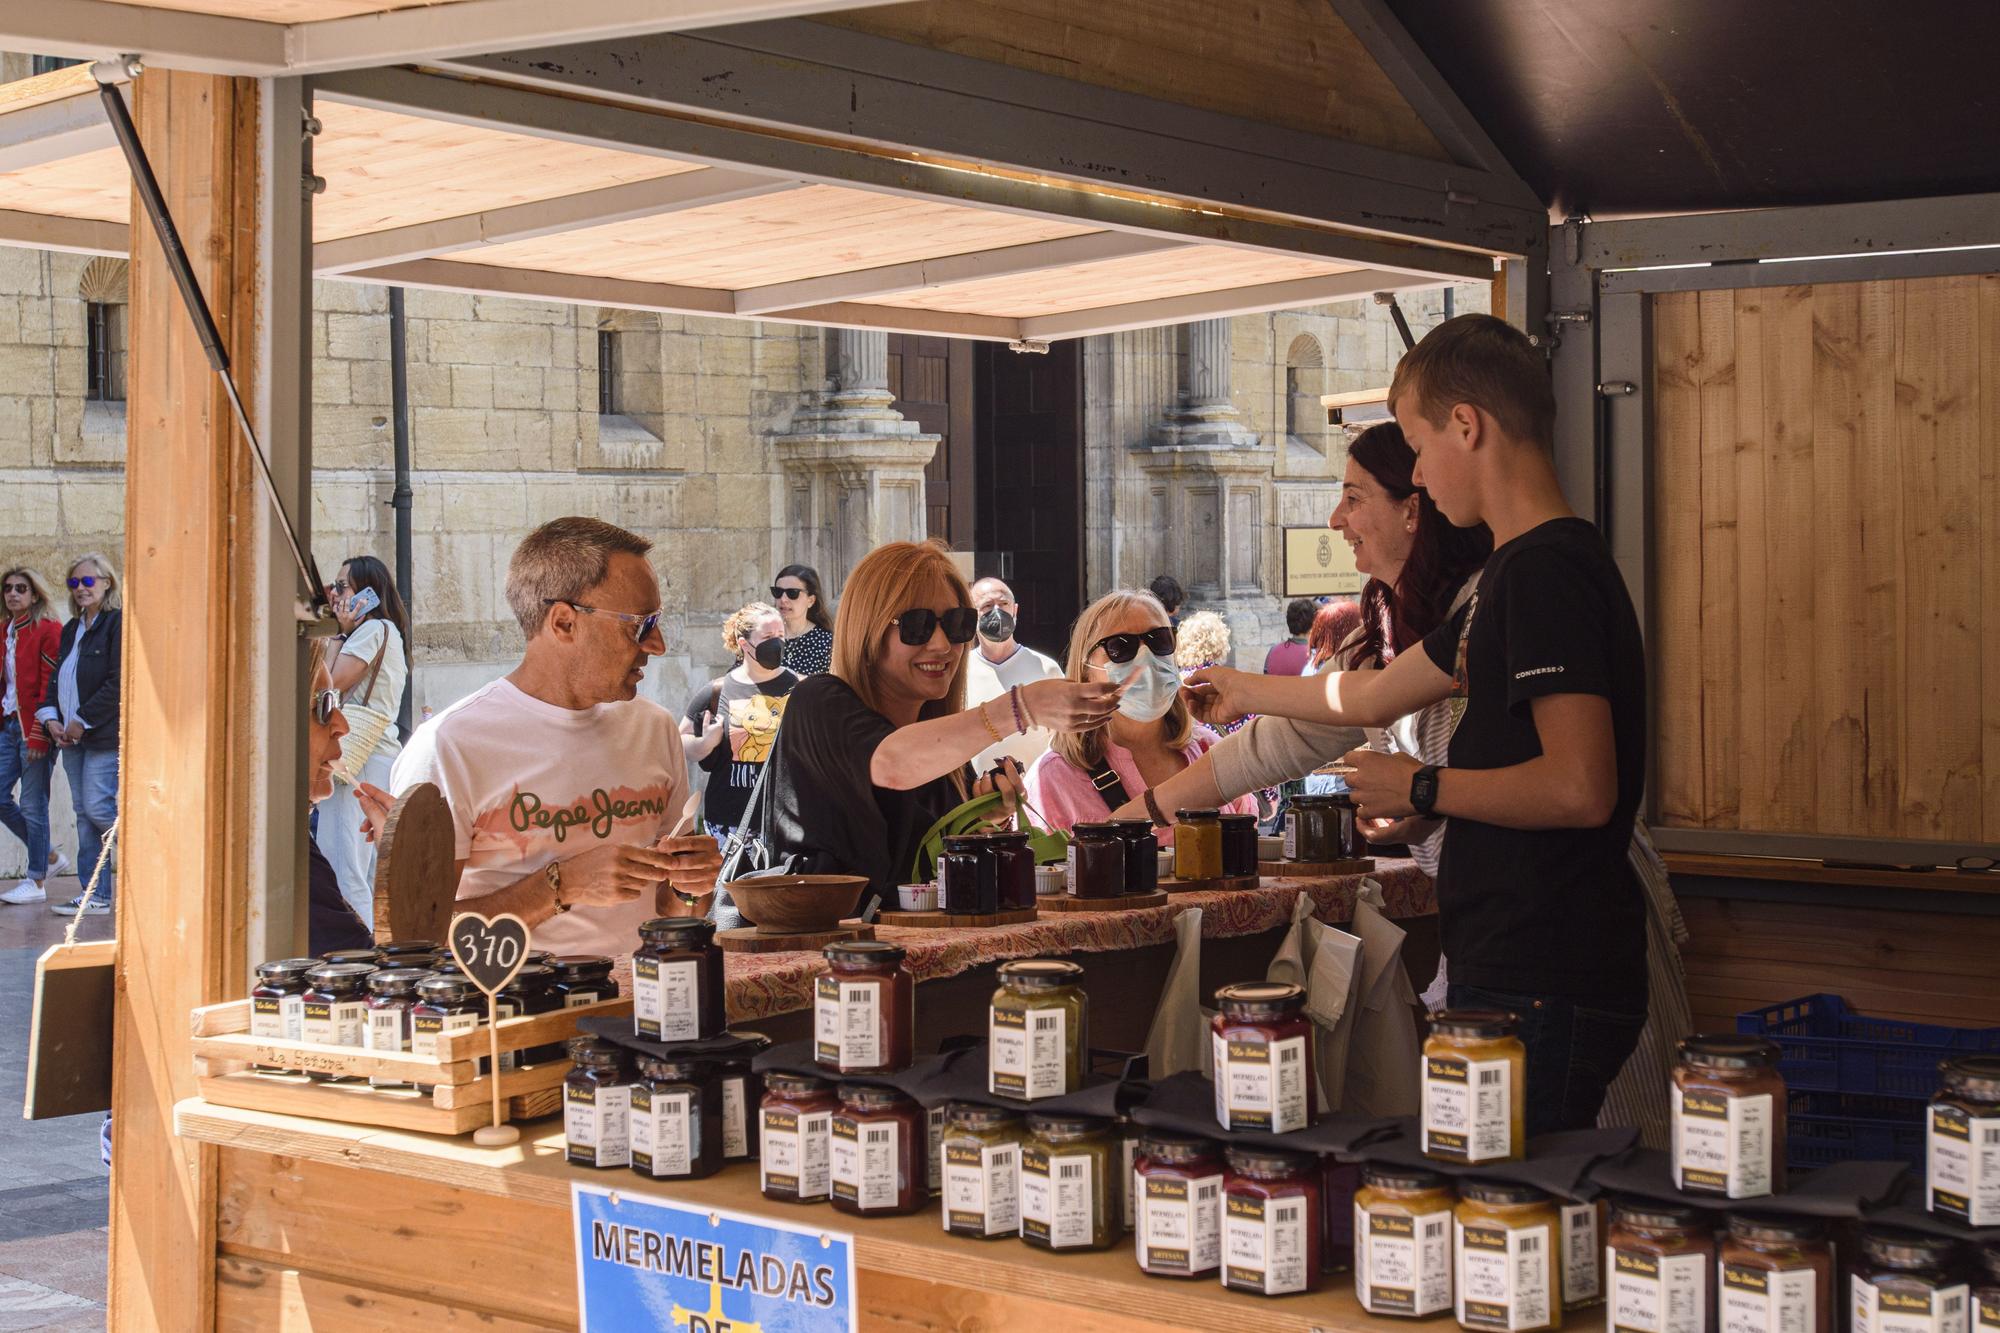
[0,879,46,905]
[50,894,109,917]
[49,851,73,877]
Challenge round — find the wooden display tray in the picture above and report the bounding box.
[872,907,1039,928]
[717,923,874,954]
[1159,874,1261,893]
[188,995,628,1135]
[1260,857,1375,877]
[1037,890,1170,913]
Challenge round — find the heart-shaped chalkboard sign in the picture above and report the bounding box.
[448,911,531,996]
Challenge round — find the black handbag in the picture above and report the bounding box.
[1088,759,1131,813]
[710,753,810,930]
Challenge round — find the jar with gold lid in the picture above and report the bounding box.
[1454,1179,1561,1332]
[1671,1035,1785,1199]
[1353,1163,1456,1317]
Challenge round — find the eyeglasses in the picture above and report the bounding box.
[1090,626,1176,665]
[67,576,100,590]
[889,607,978,646]
[310,688,342,725]
[542,598,664,644]
[769,585,805,601]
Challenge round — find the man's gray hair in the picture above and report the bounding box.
[505,516,652,639]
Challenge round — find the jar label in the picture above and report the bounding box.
[1354,1203,1452,1315]
[814,978,883,1070]
[831,1116,900,1212]
[722,1076,749,1159]
[364,1009,406,1054]
[761,1108,831,1200]
[1928,1103,2000,1227]
[1139,1172,1222,1276]
[1721,1262,1816,1333]
[635,958,699,1042]
[1423,1055,1513,1162]
[944,1141,1020,1237]
[564,1082,631,1168]
[990,1004,1069,1099]
[1224,1191,1311,1296]
[301,998,367,1048]
[1213,1031,1310,1133]
[563,990,599,1009]
[493,998,522,1073]
[250,996,287,1040]
[1853,1275,1971,1333]
[929,1106,945,1196]
[1673,1086,1773,1198]
[1119,1132,1137,1232]
[1611,1248,1707,1333]
[1021,1146,1096,1249]
[411,1009,476,1058]
[1561,1202,1602,1306]
[1282,811,1298,860]
[1456,1219,1552,1330]
[630,1087,693,1178]
[1977,1292,2000,1333]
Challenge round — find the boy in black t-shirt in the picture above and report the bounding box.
[1182,314,1648,1135]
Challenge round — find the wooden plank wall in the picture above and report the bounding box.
[1650,275,2000,842]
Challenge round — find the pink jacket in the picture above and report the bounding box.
[1025,727,1259,846]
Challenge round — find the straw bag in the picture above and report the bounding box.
[331,630,395,787]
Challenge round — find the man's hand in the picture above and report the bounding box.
[1342,746,1422,821]
[558,841,683,908]
[654,833,723,914]
[355,781,395,845]
[1181,667,1251,729]
[62,721,84,746]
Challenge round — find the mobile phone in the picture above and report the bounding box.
[345,586,380,618]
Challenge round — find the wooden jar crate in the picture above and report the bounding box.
[189,996,632,1135]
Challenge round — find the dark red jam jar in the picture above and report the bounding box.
[1219,812,1261,878]
[760,1072,838,1204]
[1212,981,1315,1133]
[630,1055,723,1181]
[814,941,913,1074]
[830,1084,928,1217]
[1066,821,1126,898]
[1223,1145,1323,1296]
[1110,819,1160,895]
[938,834,1000,916]
[1135,1132,1225,1278]
[633,916,726,1042]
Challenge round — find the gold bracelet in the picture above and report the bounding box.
[978,699,1005,746]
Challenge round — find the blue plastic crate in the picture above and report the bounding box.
[1785,1090,1926,1172]
[1737,993,2000,1099]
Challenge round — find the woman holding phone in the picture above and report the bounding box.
[314,555,410,926]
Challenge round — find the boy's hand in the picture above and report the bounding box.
[1342,747,1421,821]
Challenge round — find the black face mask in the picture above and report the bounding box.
[977,607,1016,643]
[752,637,786,670]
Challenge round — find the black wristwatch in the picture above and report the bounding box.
[1410,765,1442,818]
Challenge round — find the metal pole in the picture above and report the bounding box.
[389,285,415,739]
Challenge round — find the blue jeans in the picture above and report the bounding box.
[63,745,118,904]
[1447,982,1647,1137]
[0,718,52,878]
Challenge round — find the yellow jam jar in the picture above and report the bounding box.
[1423,1009,1527,1164]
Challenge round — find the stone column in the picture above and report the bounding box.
[1152,317,1259,450]
[1142,318,1267,600]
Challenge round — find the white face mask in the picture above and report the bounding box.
[1100,646,1181,723]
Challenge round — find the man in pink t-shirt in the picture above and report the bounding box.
[1262,599,1318,676]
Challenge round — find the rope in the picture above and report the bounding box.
[61,814,118,949]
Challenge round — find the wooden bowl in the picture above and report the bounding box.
[725,874,869,934]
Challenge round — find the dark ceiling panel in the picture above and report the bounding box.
[1385,0,2000,217]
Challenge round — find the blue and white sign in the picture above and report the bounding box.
[573,1182,856,1333]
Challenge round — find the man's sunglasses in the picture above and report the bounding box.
[1091,626,1176,665]
[67,576,101,590]
[889,607,978,646]
[542,598,664,644]
[769,585,805,601]
[311,688,343,725]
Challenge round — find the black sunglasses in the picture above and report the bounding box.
[769,585,805,601]
[311,688,342,725]
[1092,626,1176,665]
[1,582,30,595]
[890,607,978,646]
[67,576,100,590]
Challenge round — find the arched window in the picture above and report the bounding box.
[79,258,129,404]
[1284,333,1328,449]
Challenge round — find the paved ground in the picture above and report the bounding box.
[0,877,112,1332]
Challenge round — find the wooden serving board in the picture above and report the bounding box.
[872,907,1039,929]
[1259,857,1375,877]
[1159,874,1261,894]
[716,923,875,954]
[1037,890,1170,913]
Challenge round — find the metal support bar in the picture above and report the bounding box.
[1580,192,2000,270]
[388,286,414,741]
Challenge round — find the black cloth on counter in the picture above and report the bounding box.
[907,1046,1145,1119]
[750,1038,966,1104]
[1130,1070,1402,1157]
[307,836,373,956]
[576,1018,772,1064]
[1359,1119,1638,1200]
[1588,1148,1909,1219]
[1859,1203,2000,1246]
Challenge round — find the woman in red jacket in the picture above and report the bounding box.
[0,567,68,904]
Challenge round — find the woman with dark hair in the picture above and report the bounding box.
[771,563,835,675]
[0,568,69,905]
[315,553,411,925]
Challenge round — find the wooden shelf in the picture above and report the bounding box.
[1662,851,2000,896]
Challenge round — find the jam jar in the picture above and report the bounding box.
[830,1084,928,1217]
[1455,1180,1561,1332]
[1173,809,1224,881]
[1219,812,1260,878]
[630,1055,722,1181]
[633,916,725,1042]
[321,948,380,969]
[939,834,1001,916]
[760,1072,838,1204]
[1851,1227,1968,1333]
[410,974,481,1061]
[989,959,1088,1099]
[1331,793,1368,859]
[715,1032,771,1162]
[1212,981,1315,1133]
[1719,1214,1833,1333]
[1974,1245,2000,1333]
[550,955,619,1009]
[1354,1163,1457,1317]
[941,1102,1027,1239]
[300,961,375,1061]
[1285,792,1341,861]
[1223,1146,1323,1297]
[1424,1009,1527,1164]
[1606,1198,1714,1333]
[815,941,913,1074]
[1066,822,1126,899]
[1110,819,1160,895]
[496,962,562,1068]
[1930,1055,2000,1227]
[1322,1159,1361,1277]
[1134,1132,1225,1279]
[250,957,317,1043]
[564,1037,634,1169]
[988,830,1038,911]
[361,967,427,1088]
[1022,1114,1117,1252]
[375,938,440,967]
[1559,1197,1607,1311]
[1114,1115,1141,1233]
[1672,1035,1786,1199]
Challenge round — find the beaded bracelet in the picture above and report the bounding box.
[978,699,1005,746]
[1008,684,1028,735]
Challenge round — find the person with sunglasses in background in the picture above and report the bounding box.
[0,568,70,906]
[680,601,799,848]
[1025,589,1259,839]
[390,517,722,957]
[304,648,376,955]
[769,563,835,675]
[754,541,1123,915]
[37,554,121,916]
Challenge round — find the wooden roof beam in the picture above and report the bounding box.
[0,84,117,174]
[0,208,128,257]
[1016,270,1452,342]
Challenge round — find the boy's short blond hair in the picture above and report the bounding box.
[1387,313,1555,451]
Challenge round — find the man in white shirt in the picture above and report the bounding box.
[963,576,1063,772]
[389,517,720,956]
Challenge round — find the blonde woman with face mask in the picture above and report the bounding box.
[1024,590,1258,843]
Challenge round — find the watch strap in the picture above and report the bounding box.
[1410,765,1441,818]
[545,859,570,914]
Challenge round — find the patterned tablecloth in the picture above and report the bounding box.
[720,860,1434,1023]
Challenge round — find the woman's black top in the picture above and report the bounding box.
[781,625,833,676]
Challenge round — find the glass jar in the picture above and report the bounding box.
[1219,812,1260,878]
[410,974,481,1062]
[1354,1164,1457,1317]
[939,833,1001,916]
[1066,822,1126,899]
[1223,1146,1323,1297]
[1114,1115,1140,1233]
[1672,1035,1786,1199]
[1455,1179,1561,1332]
[300,961,375,1065]
[250,957,316,1043]
[1285,792,1341,861]
[496,962,562,1068]
[1974,1245,2000,1333]
[988,831,1038,911]
[814,940,913,1074]
[1559,1197,1607,1311]
[1719,1214,1833,1333]
[830,1084,928,1217]
[1930,1055,2000,1228]
[1022,1114,1116,1252]
[1173,809,1224,881]
[1424,1009,1527,1164]
[989,959,1088,1099]
[375,938,440,967]
[1110,819,1160,895]
[1134,1132,1224,1279]
[563,1037,634,1169]
[630,1055,723,1181]
[633,916,726,1042]
[714,1032,770,1162]
[550,955,619,1009]
[1331,793,1369,859]
[1852,1227,1968,1333]
[760,1072,838,1204]
[1212,981,1315,1133]
[321,948,380,969]
[361,967,427,1088]
[1607,1199,1714,1333]
[1321,1159,1361,1276]
[941,1102,1027,1239]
